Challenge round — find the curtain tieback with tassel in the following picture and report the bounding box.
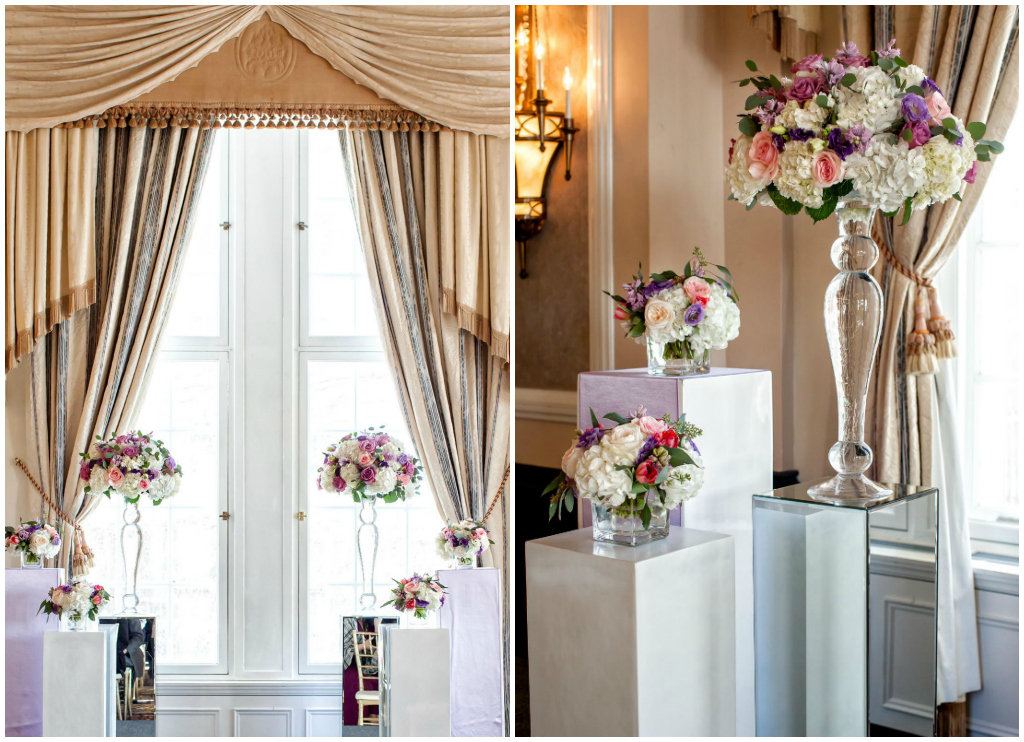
[878,240,957,375]
[14,458,95,576]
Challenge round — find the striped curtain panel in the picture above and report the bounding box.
[841,4,1019,724]
[28,124,215,570]
[339,127,511,730]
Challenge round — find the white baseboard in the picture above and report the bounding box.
[515,388,576,425]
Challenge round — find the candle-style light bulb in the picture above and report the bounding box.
[562,66,573,119]
[535,41,545,91]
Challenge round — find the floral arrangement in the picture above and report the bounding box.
[38,578,111,623]
[545,407,704,528]
[80,431,181,505]
[436,520,493,564]
[725,40,1003,223]
[609,248,740,367]
[317,428,422,503]
[5,521,61,564]
[381,573,447,619]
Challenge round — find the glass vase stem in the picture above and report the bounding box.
[357,498,379,609]
[808,198,892,503]
[121,501,142,613]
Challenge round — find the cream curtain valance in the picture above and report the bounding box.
[5,5,511,138]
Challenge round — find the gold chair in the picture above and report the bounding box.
[352,630,381,726]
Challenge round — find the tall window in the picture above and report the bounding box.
[955,109,1021,548]
[88,134,231,674]
[297,131,444,674]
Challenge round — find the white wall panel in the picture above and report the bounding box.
[234,709,293,737]
[155,709,221,737]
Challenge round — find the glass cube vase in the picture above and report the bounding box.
[591,497,669,546]
[646,338,711,377]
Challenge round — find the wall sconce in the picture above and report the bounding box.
[514,5,578,278]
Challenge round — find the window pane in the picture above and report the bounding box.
[979,111,1022,245]
[303,358,443,666]
[165,135,224,338]
[88,358,224,668]
[306,131,378,339]
[971,380,1020,516]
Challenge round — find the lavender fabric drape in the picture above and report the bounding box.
[28,124,215,568]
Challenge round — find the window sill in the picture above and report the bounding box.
[870,543,1019,597]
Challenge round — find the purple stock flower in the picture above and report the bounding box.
[877,39,900,59]
[360,467,377,484]
[827,128,855,160]
[165,457,176,473]
[835,41,870,68]
[61,585,73,593]
[755,98,784,127]
[52,535,60,546]
[771,133,786,152]
[635,435,658,467]
[920,77,942,96]
[622,278,647,312]
[788,128,815,142]
[576,426,605,449]
[900,93,929,123]
[846,124,872,152]
[963,161,977,185]
[683,304,705,326]
[822,59,846,87]
[642,279,675,299]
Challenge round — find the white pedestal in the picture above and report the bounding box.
[380,627,451,737]
[526,527,735,736]
[43,627,117,736]
[577,366,772,735]
[438,568,503,736]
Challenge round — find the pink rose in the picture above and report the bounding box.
[635,415,668,436]
[963,161,977,185]
[108,468,125,489]
[747,131,780,182]
[92,595,102,605]
[904,121,932,149]
[357,452,373,466]
[791,54,823,73]
[397,473,411,485]
[682,276,712,306]
[138,478,149,491]
[925,92,952,126]
[811,149,845,187]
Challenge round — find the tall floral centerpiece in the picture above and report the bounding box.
[81,431,181,612]
[317,428,422,608]
[39,578,111,631]
[546,407,704,546]
[436,520,492,568]
[608,248,740,375]
[725,41,1003,502]
[5,521,61,568]
[381,573,447,625]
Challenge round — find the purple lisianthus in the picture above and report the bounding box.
[786,74,822,103]
[17,529,29,541]
[52,535,60,546]
[333,476,346,491]
[576,426,605,449]
[877,39,900,59]
[643,279,676,298]
[683,303,705,326]
[904,121,932,149]
[827,128,855,160]
[788,127,815,142]
[61,585,73,594]
[360,467,377,484]
[846,124,872,153]
[165,457,176,473]
[771,132,786,152]
[403,461,415,476]
[920,77,942,96]
[835,41,870,68]
[791,53,824,74]
[397,453,410,466]
[900,93,929,123]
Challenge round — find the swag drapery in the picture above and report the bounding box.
[5,4,511,371]
[28,124,215,570]
[339,127,511,728]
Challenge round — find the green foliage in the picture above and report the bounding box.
[745,59,758,71]
[745,94,763,111]
[738,116,758,137]
[766,185,803,216]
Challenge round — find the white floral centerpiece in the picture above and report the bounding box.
[545,407,705,546]
[5,521,61,568]
[382,573,447,622]
[38,577,111,630]
[436,520,492,568]
[80,431,182,505]
[608,248,740,376]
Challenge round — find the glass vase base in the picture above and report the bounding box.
[592,502,669,546]
[646,361,711,377]
[807,473,893,504]
[592,527,669,547]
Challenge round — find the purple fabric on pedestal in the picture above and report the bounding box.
[438,568,503,737]
[6,568,63,737]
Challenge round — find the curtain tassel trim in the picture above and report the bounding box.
[441,288,509,364]
[906,285,939,376]
[927,285,957,359]
[62,104,448,133]
[6,281,96,373]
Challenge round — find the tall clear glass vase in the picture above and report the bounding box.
[357,498,379,609]
[807,196,893,503]
[121,501,142,613]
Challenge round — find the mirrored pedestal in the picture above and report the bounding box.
[753,480,938,737]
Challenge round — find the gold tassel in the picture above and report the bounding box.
[927,286,957,359]
[72,529,95,577]
[907,286,938,376]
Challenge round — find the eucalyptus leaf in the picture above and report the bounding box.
[769,75,783,91]
[738,117,758,137]
[745,94,763,111]
[815,94,829,108]
[745,59,758,72]
[966,121,986,140]
[906,85,925,96]
[841,73,857,87]
[566,493,574,513]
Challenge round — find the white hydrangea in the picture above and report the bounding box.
[913,129,975,208]
[834,65,901,133]
[364,467,398,496]
[88,466,108,494]
[845,136,926,213]
[724,134,768,206]
[643,285,693,345]
[336,439,361,460]
[339,463,360,485]
[689,283,741,353]
[775,140,824,208]
[776,99,829,134]
[901,64,927,89]
[661,444,705,509]
[146,472,179,502]
[573,445,634,508]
